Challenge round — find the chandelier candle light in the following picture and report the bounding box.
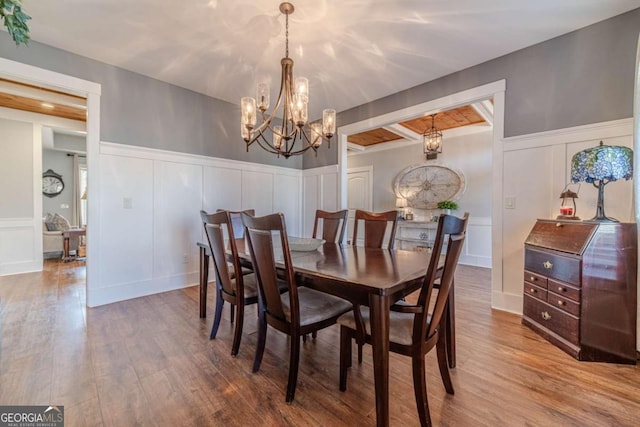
[241,2,336,158]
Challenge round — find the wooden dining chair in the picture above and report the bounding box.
[337,213,469,426]
[242,212,353,403]
[200,209,257,356]
[351,209,399,249]
[312,209,348,243]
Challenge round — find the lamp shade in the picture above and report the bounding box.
[570,144,633,184]
[395,197,407,208]
[570,142,633,221]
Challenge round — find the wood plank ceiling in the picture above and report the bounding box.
[347,104,487,147]
[0,78,86,121]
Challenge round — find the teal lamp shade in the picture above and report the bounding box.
[570,141,633,222]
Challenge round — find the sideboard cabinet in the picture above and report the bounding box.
[522,219,637,364]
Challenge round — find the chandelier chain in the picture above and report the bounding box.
[285,11,289,58]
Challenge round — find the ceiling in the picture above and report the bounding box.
[14,1,640,121]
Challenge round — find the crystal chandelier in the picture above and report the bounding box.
[240,2,336,158]
[423,114,442,160]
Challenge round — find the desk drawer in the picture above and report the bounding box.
[547,292,580,317]
[523,295,579,345]
[524,248,580,286]
[524,270,547,288]
[548,278,580,302]
[524,282,547,302]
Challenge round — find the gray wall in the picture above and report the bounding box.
[347,130,493,219]
[0,118,33,218]
[42,149,75,220]
[305,8,640,169]
[3,8,638,172]
[0,37,302,169]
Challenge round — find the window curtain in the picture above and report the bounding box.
[71,154,81,227]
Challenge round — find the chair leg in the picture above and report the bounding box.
[210,289,224,340]
[286,335,301,403]
[230,304,235,324]
[302,334,307,343]
[436,327,454,395]
[312,331,317,339]
[446,279,456,368]
[339,326,352,391]
[252,310,267,373]
[357,343,363,364]
[412,354,432,427]
[230,303,243,357]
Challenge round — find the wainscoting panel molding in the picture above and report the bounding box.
[91,142,306,307]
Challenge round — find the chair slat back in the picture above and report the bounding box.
[201,210,237,297]
[313,209,348,243]
[241,212,298,324]
[217,209,255,248]
[415,213,469,344]
[351,210,399,249]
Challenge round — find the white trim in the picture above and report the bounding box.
[338,81,506,136]
[491,89,505,311]
[100,141,302,176]
[33,124,43,268]
[492,291,523,315]
[89,273,199,307]
[0,57,101,96]
[503,117,633,151]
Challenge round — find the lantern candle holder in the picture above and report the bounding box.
[557,185,580,220]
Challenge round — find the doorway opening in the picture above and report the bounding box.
[337,80,506,308]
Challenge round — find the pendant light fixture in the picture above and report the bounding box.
[423,113,443,160]
[240,2,336,158]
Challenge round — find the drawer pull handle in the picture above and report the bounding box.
[530,276,536,281]
[541,311,551,320]
[558,287,565,292]
[530,288,536,293]
[555,223,563,228]
[557,300,565,306]
[543,261,553,270]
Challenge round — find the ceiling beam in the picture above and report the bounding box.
[471,101,493,126]
[382,123,420,141]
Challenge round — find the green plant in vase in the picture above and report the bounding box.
[1,0,31,46]
[437,200,458,215]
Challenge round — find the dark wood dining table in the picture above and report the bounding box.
[198,241,431,426]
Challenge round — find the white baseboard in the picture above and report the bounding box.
[87,271,199,307]
[0,260,42,277]
[491,290,523,315]
[459,254,492,268]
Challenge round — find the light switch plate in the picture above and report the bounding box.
[505,196,516,209]
[123,197,133,209]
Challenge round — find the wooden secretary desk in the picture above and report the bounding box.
[523,219,637,364]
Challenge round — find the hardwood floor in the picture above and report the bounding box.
[0,260,638,426]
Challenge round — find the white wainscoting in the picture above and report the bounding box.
[496,118,634,316]
[90,142,305,307]
[459,216,492,268]
[0,219,41,275]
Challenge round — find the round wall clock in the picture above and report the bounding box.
[42,169,65,198]
[394,163,466,209]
